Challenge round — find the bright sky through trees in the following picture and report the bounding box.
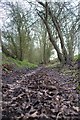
[0,0,79,28]
[0,0,79,58]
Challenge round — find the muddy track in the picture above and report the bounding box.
[2,67,80,120]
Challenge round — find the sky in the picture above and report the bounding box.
[0,0,79,29]
[0,0,79,55]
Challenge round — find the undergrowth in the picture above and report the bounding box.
[2,54,38,69]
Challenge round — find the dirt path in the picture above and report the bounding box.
[2,66,80,120]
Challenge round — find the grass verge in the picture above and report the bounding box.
[2,54,38,69]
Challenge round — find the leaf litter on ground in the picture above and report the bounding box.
[2,65,80,120]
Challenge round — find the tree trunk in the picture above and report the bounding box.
[47,6,68,63]
[18,27,23,61]
[43,39,46,64]
[38,1,68,64]
[10,35,18,59]
[38,13,64,64]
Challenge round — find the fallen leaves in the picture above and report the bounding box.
[2,67,80,120]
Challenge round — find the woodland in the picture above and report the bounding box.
[0,0,80,120]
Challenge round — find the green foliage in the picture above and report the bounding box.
[74,54,80,61]
[15,60,38,68]
[2,54,38,69]
[76,84,80,92]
